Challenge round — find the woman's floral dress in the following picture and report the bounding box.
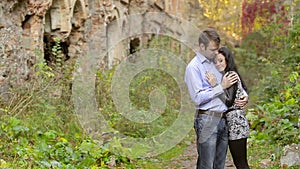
[226,72,250,140]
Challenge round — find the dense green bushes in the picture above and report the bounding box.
[0,59,132,168]
[232,6,300,168]
[0,36,190,168]
[236,6,300,146]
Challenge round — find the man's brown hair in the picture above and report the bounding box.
[198,28,221,48]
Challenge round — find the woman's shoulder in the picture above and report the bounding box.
[228,71,241,81]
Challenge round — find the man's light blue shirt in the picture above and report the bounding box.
[184,52,228,113]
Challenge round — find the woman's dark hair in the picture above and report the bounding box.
[218,47,248,92]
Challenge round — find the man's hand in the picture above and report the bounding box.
[235,95,249,109]
[221,72,238,89]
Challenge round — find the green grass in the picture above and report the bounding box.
[135,131,195,169]
[247,136,300,169]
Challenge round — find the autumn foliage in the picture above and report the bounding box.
[241,0,290,37]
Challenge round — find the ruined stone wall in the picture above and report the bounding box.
[0,0,51,101]
[0,0,202,100]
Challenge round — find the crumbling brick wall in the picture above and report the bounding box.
[0,0,50,101]
[0,0,187,101]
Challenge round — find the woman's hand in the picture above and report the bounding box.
[221,72,238,89]
[206,72,217,87]
[235,95,249,109]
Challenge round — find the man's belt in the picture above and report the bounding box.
[197,109,226,118]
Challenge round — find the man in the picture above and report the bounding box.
[184,28,248,169]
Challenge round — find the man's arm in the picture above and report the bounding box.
[185,66,224,106]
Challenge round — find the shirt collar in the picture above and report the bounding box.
[196,51,211,64]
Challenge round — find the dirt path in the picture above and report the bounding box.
[171,140,236,169]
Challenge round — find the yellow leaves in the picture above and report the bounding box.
[254,16,266,30]
[231,32,237,38]
[288,72,298,83]
[1,123,5,131]
[284,88,292,100]
[0,159,11,168]
[198,0,242,37]
[59,137,68,142]
[199,0,241,20]
[200,0,220,20]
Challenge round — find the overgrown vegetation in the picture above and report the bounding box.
[238,4,300,142]
[0,35,193,168]
[234,2,300,168]
[1,2,300,168]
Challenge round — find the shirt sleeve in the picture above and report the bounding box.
[185,65,224,106]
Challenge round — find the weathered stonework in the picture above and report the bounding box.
[0,0,37,100]
[281,143,300,167]
[0,0,202,100]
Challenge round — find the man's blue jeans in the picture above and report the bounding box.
[194,113,229,169]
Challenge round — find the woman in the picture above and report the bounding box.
[206,46,250,169]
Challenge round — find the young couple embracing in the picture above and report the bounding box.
[185,28,250,169]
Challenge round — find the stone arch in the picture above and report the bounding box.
[70,0,87,29]
[105,6,120,23]
[44,8,52,33]
[43,0,71,64]
[67,0,88,60]
[49,0,62,31]
[106,6,128,68]
[44,0,71,38]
